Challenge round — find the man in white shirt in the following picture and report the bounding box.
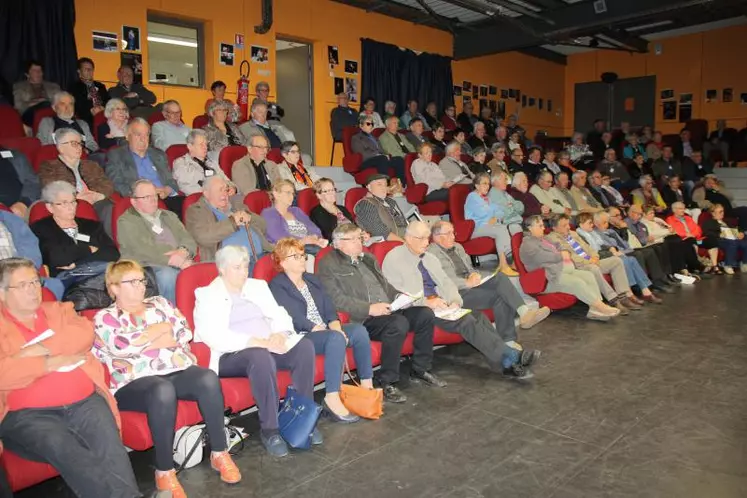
[151,100,190,151]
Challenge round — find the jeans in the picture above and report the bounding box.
[218,338,315,431]
[56,260,111,289]
[621,255,652,289]
[152,265,180,304]
[719,238,747,267]
[459,272,524,342]
[305,323,373,393]
[364,306,435,384]
[0,393,141,498]
[114,366,227,471]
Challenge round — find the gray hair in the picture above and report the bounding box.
[405,220,430,237]
[42,180,77,203]
[201,175,226,193]
[162,99,180,112]
[473,172,490,186]
[332,223,362,246]
[186,128,207,145]
[490,142,505,154]
[557,150,570,161]
[255,81,270,92]
[511,171,528,187]
[472,121,485,133]
[490,171,508,183]
[445,140,461,155]
[523,214,544,231]
[572,131,583,141]
[671,201,685,210]
[357,114,371,126]
[250,100,268,114]
[125,117,149,134]
[52,91,74,107]
[571,170,587,183]
[207,99,230,116]
[132,179,156,194]
[216,245,250,274]
[537,170,553,183]
[593,211,609,224]
[385,114,399,124]
[431,220,453,236]
[104,98,127,119]
[639,174,653,187]
[53,127,81,147]
[0,258,37,290]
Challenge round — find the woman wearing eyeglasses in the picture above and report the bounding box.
[97,98,130,149]
[269,238,373,423]
[93,259,241,496]
[204,100,246,162]
[350,114,408,187]
[310,178,356,240]
[276,141,320,192]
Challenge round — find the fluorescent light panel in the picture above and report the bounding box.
[147,35,197,48]
[626,20,673,32]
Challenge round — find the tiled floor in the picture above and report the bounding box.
[18,276,747,498]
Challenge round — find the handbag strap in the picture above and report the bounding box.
[343,357,361,387]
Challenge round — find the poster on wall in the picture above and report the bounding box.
[333,77,344,96]
[120,53,143,84]
[501,89,509,99]
[741,93,747,105]
[497,101,506,118]
[521,94,527,107]
[706,89,718,103]
[538,98,543,111]
[472,86,479,98]
[528,97,536,107]
[345,77,358,102]
[547,100,552,112]
[515,90,521,103]
[463,81,472,91]
[662,101,677,120]
[344,60,358,75]
[508,88,516,98]
[92,31,118,52]
[479,85,488,97]
[463,96,472,104]
[251,46,269,64]
[219,43,234,66]
[234,34,244,49]
[121,25,140,52]
[679,93,692,104]
[328,46,339,66]
[679,104,692,123]
[488,85,497,96]
[453,85,462,96]
[723,88,733,103]
[660,89,674,100]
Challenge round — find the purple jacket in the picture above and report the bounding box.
[261,206,322,243]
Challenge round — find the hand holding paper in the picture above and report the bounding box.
[390,292,423,312]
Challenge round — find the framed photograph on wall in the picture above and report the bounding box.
[219,43,234,66]
[121,25,140,52]
[92,31,118,52]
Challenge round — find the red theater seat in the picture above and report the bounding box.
[404,153,448,216]
[448,184,496,257]
[344,187,367,218]
[111,196,167,245]
[29,199,99,225]
[267,148,283,164]
[296,188,319,215]
[0,137,40,165]
[0,105,25,139]
[218,145,247,179]
[32,107,56,135]
[166,144,189,169]
[192,114,209,129]
[253,254,279,282]
[341,126,377,185]
[244,190,272,214]
[181,192,202,220]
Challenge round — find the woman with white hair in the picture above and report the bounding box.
[172,129,235,195]
[193,245,319,457]
[631,174,667,213]
[37,91,100,152]
[510,172,549,218]
[623,134,647,160]
[203,100,247,161]
[566,131,594,166]
[97,98,130,149]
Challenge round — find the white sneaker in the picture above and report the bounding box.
[724,266,735,275]
[741,264,747,273]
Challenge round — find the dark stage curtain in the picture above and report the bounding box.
[360,38,453,118]
[0,0,79,102]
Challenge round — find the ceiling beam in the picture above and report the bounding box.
[329,0,452,29]
[595,28,649,53]
[415,0,457,33]
[517,46,567,64]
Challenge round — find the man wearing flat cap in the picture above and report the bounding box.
[354,174,409,242]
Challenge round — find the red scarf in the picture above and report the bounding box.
[286,159,313,187]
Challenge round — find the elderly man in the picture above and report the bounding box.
[318,223,438,403]
[117,179,196,303]
[383,222,537,379]
[173,129,233,195]
[185,176,272,268]
[239,101,283,149]
[457,101,477,132]
[107,65,157,118]
[597,148,630,186]
[428,221,550,344]
[553,171,578,213]
[468,121,491,151]
[69,57,109,128]
[352,115,408,187]
[0,257,141,498]
[508,148,533,178]
[231,135,280,194]
[692,174,747,231]
[151,99,191,151]
[400,99,429,130]
[652,145,682,183]
[36,92,99,153]
[547,215,638,313]
[330,92,359,143]
[505,114,525,138]
[405,118,428,150]
[494,125,508,149]
[254,81,284,121]
[530,170,573,216]
[106,118,184,216]
[570,170,603,214]
[0,145,40,218]
[378,115,415,158]
[525,147,544,176]
[354,174,408,242]
[439,141,474,185]
[587,170,619,208]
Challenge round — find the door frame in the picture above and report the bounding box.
[275,36,315,160]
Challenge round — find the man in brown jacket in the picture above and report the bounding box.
[231,135,280,194]
[185,176,273,268]
[0,258,140,497]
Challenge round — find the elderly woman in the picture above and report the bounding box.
[30,181,118,288]
[359,97,384,129]
[204,100,247,162]
[13,60,60,127]
[454,128,473,156]
[172,129,234,195]
[441,104,458,131]
[567,132,594,166]
[465,173,520,276]
[97,98,129,149]
[489,171,524,225]
[412,142,452,202]
[204,80,241,122]
[468,147,489,176]
[632,175,667,213]
[351,114,407,186]
[37,92,99,153]
[701,204,747,274]
[194,245,319,456]
[623,134,647,160]
[269,238,374,423]
[557,150,577,176]
[507,131,522,153]
[520,215,620,321]
[665,202,711,273]
[510,172,549,218]
[429,122,449,155]
[486,144,508,177]
[542,149,561,175]
[93,260,240,495]
[262,180,327,257]
[646,131,664,161]
[277,140,320,192]
[38,128,116,235]
[309,178,354,240]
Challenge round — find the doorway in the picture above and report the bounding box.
[275,38,314,160]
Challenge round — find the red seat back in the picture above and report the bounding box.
[0,106,25,139]
[344,187,367,217]
[166,144,189,169]
[448,184,471,222]
[111,197,168,244]
[147,113,166,126]
[0,137,41,166]
[267,148,283,164]
[403,152,418,189]
[192,114,209,129]
[32,144,60,172]
[296,188,319,215]
[370,240,402,266]
[243,190,272,214]
[372,128,385,138]
[218,145,247,179]
[92,112,107,144]
[342,126,359,158]
[252,254,278,282]
[29,199,99,225]
[175,262,219,329]
[511,232,529,274]
[0,204,8,213]
[313,245,334,272]
[182,192,202,220]
[32,107,56,135]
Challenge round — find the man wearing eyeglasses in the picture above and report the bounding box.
[330,92,358,143]
[231,135,280,195]
[151,100,191,151]
[36,91,100,154]
[351,115,407,187]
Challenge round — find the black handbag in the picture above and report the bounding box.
[63,266,159,311]
[277,386,322,450]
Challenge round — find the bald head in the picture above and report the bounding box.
[404,221,431,256]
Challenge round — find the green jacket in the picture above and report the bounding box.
[117,207,197,267]
[378,130,415,158]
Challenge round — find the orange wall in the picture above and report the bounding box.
[563,24,747,135]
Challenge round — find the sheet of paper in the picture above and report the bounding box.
[22,329,55,348]
[434,307,472,321]
[479,268,499,286]
[284,332,304,351]
[56,359,85,373]
[390,292,423,312]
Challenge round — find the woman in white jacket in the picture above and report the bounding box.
[193,245,318,458]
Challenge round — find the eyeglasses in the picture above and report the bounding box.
[52,200,77,208]
[319,189,337,194]
[284,253,308,261]
[339,235,364,242]
[250,144,270,150]
[120,278,147,287]
[363,122,373,127]
[133,194,158,201]
[7,279,42,291]
[287,149,301,154]
[113,107,128,112]
[410,235,429,241]
[60,141,83,149]
[436,231,455,237]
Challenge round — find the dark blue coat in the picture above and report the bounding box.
[268,272,338,333]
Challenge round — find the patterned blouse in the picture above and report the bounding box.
[298,284,324,329]
[287,219,308,239]
[92,296,196,393]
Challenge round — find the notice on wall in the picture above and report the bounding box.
[235,34,244,49]
[219,43,234,66]
[328,46,339,66]
[344,60,358,75]
[706,89,717,103]
[333,77,344,96]
[723,88,733,103]
[345,77,358,103]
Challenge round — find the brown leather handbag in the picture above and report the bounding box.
[339,359,384,420]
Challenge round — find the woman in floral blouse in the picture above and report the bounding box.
[92,260,240,497]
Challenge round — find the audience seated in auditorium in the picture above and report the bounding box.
[666,202,713,273]
[401,99,430,130]
[31,182,118,289]
[468,147,488,176]
[383,221,536,379]
[652,145,681,182]
[185,176,271,268]
[547,214,638,314]
[423,102,439,130]
[510,172,548,219]
[467,121,491,151]
[97,98,130,149]
[631,175,667,214]
[428,220,550,338]
[116,179,196,303]
[453,128,473,156]
[541,149,561,175]
[646,131,664,162]
[194,245,319,456]
[441,104,458,131]
[705,120,731,164]
[309,178,358,241]
[270,238,374,423]
[597,148,631,188]
[0,145,40,218]
[13,60,60,128]
[173,129,233,196]
[439,141,474,185]
[69,57,108,128]
[587,170,621,209]
[557,150,577,176]
[486,144,509,178]
[405,118,428,150]
[277,141,320,192]
[232,135,280,195]
[351,115,408,187]
[204,100,247,161]
[520,215,620,321]
[204,80,242,122]
[529,170,573,217]
[570,170,603,214]
[359,97,384,129]
[382,100,400,129]
[661,175,700,219]
[354,174,408,242]
[107,118,183,216]
[330,92,359,144]
[631,205,701,278]
[378,115,415,158]
[567,132,594,167]
[318,223,435,403]
[107,65,156,119]
[692,174,747,231]
[429,122,448,155]
[0,257,140,498]
[553,171,579,215]
[412,143,452,203]
[262,180,326,258]
[684,150,713,181]
[93,259,240,496]
[151,100,190,151]
[37,92,99,153]
[525,148,544,177]
[701,204,747,274]
[254,81,285,122]
[465,173,520,276]
[622,134,646,160]
[457,101,477,132]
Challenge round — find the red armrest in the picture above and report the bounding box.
[405,183,428,205]
[452,219,475,243]
[342,153,363,174]
[519,268,548,295]
[337,311,350,324]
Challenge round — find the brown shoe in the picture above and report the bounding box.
[211,452,242,484]
[155,470,187,498]
[519,306,551,329]
[620,297,642,311]
[642,293,663,304]
[628,295,645,306]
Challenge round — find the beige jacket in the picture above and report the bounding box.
[231,156,280,195]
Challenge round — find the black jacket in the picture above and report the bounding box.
[30,217,119,276]
[69,79,109,127]
[309,204,354,241]
[268,272,339,332]
[661,185,695,208]
[330,106,358,142]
